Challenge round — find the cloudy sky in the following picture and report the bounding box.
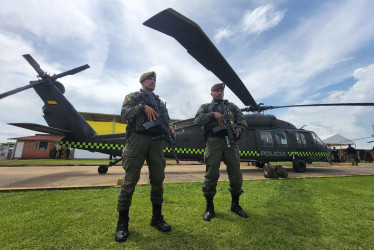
[1,0,374,149]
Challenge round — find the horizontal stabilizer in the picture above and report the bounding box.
[8,123,71,136]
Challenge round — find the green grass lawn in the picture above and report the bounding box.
[1,177,373,249]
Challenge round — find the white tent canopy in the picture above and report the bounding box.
[320,134,355,147]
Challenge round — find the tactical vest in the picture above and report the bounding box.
[204,101,236,138]
[128,91,163,136]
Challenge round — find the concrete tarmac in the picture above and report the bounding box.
[1,162,374,191]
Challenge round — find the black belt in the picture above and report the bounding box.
[206,130,227,139]
[133,131,163,137]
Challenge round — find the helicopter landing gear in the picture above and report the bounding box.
[292,159,306,173]
[98,165,108,174]
[255,161,266,168]
[97,157,122,174]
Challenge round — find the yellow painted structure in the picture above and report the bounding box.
[86,121,126,135]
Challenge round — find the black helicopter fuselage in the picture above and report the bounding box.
[58,112,329,167]
[165,114,329,164]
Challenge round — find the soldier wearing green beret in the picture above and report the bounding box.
[195,83,248,221]
[115,71,175,242]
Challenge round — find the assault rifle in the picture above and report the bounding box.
[139,92,179,164]
[212,100,238,148]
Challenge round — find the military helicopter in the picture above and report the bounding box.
[2,8,374,174]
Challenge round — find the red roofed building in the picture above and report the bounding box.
[11,134,64,159]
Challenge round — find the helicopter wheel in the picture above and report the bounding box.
[98,165,108,174]
[255,162,266,168]
[292,159,306,173]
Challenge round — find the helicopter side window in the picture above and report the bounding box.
[295,132,306,148]
[260,131,273,147]
[300,133,306,145]
[274,132,288,147]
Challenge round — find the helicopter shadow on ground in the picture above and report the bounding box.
[288,165,350,178]
[5,171,85,188]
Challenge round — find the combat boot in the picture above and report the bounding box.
[150,203,171,232]
[114,209,129,242]
[231,195,249,218]
[203,197,215,221]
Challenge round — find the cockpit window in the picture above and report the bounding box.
[311,132,324,144]
[274,132,288,147]
[260,131,273,147]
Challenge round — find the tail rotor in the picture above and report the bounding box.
[0,54,90,100]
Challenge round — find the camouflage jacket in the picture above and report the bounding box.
[121,89,169,133]
[194,100,247,135]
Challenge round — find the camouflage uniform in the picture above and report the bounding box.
[117,89,167,211]
[346,145,358,166]
[195,100,247,198]
[115,72,171,243]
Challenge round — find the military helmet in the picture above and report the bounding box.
[139,71,156,83]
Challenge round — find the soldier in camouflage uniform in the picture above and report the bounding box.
[346,144,358,166]
[195,83,249,221]
[115,71,174,242]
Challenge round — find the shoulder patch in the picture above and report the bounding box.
[125,95,131,102]
[197,104,207,112]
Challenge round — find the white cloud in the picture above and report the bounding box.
[212,4,285,43]
[278,64,374,149]
[237,0,374,103]
[241,4,285,35]
[324,64,374,104]
[213,27,233,43]
[0,1,96,42]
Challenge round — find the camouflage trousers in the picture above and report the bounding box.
[203,137,243,198]
[348,154,358,166]
[117,133,166,212]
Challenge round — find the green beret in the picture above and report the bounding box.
[139,71,156,82]
[211,83,225,91]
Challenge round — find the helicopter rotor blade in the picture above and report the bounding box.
[22,54,46,77]
[53,64,90,80]
[0,81,42,100]
[257,103,374,112]
[143,8,257,107]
